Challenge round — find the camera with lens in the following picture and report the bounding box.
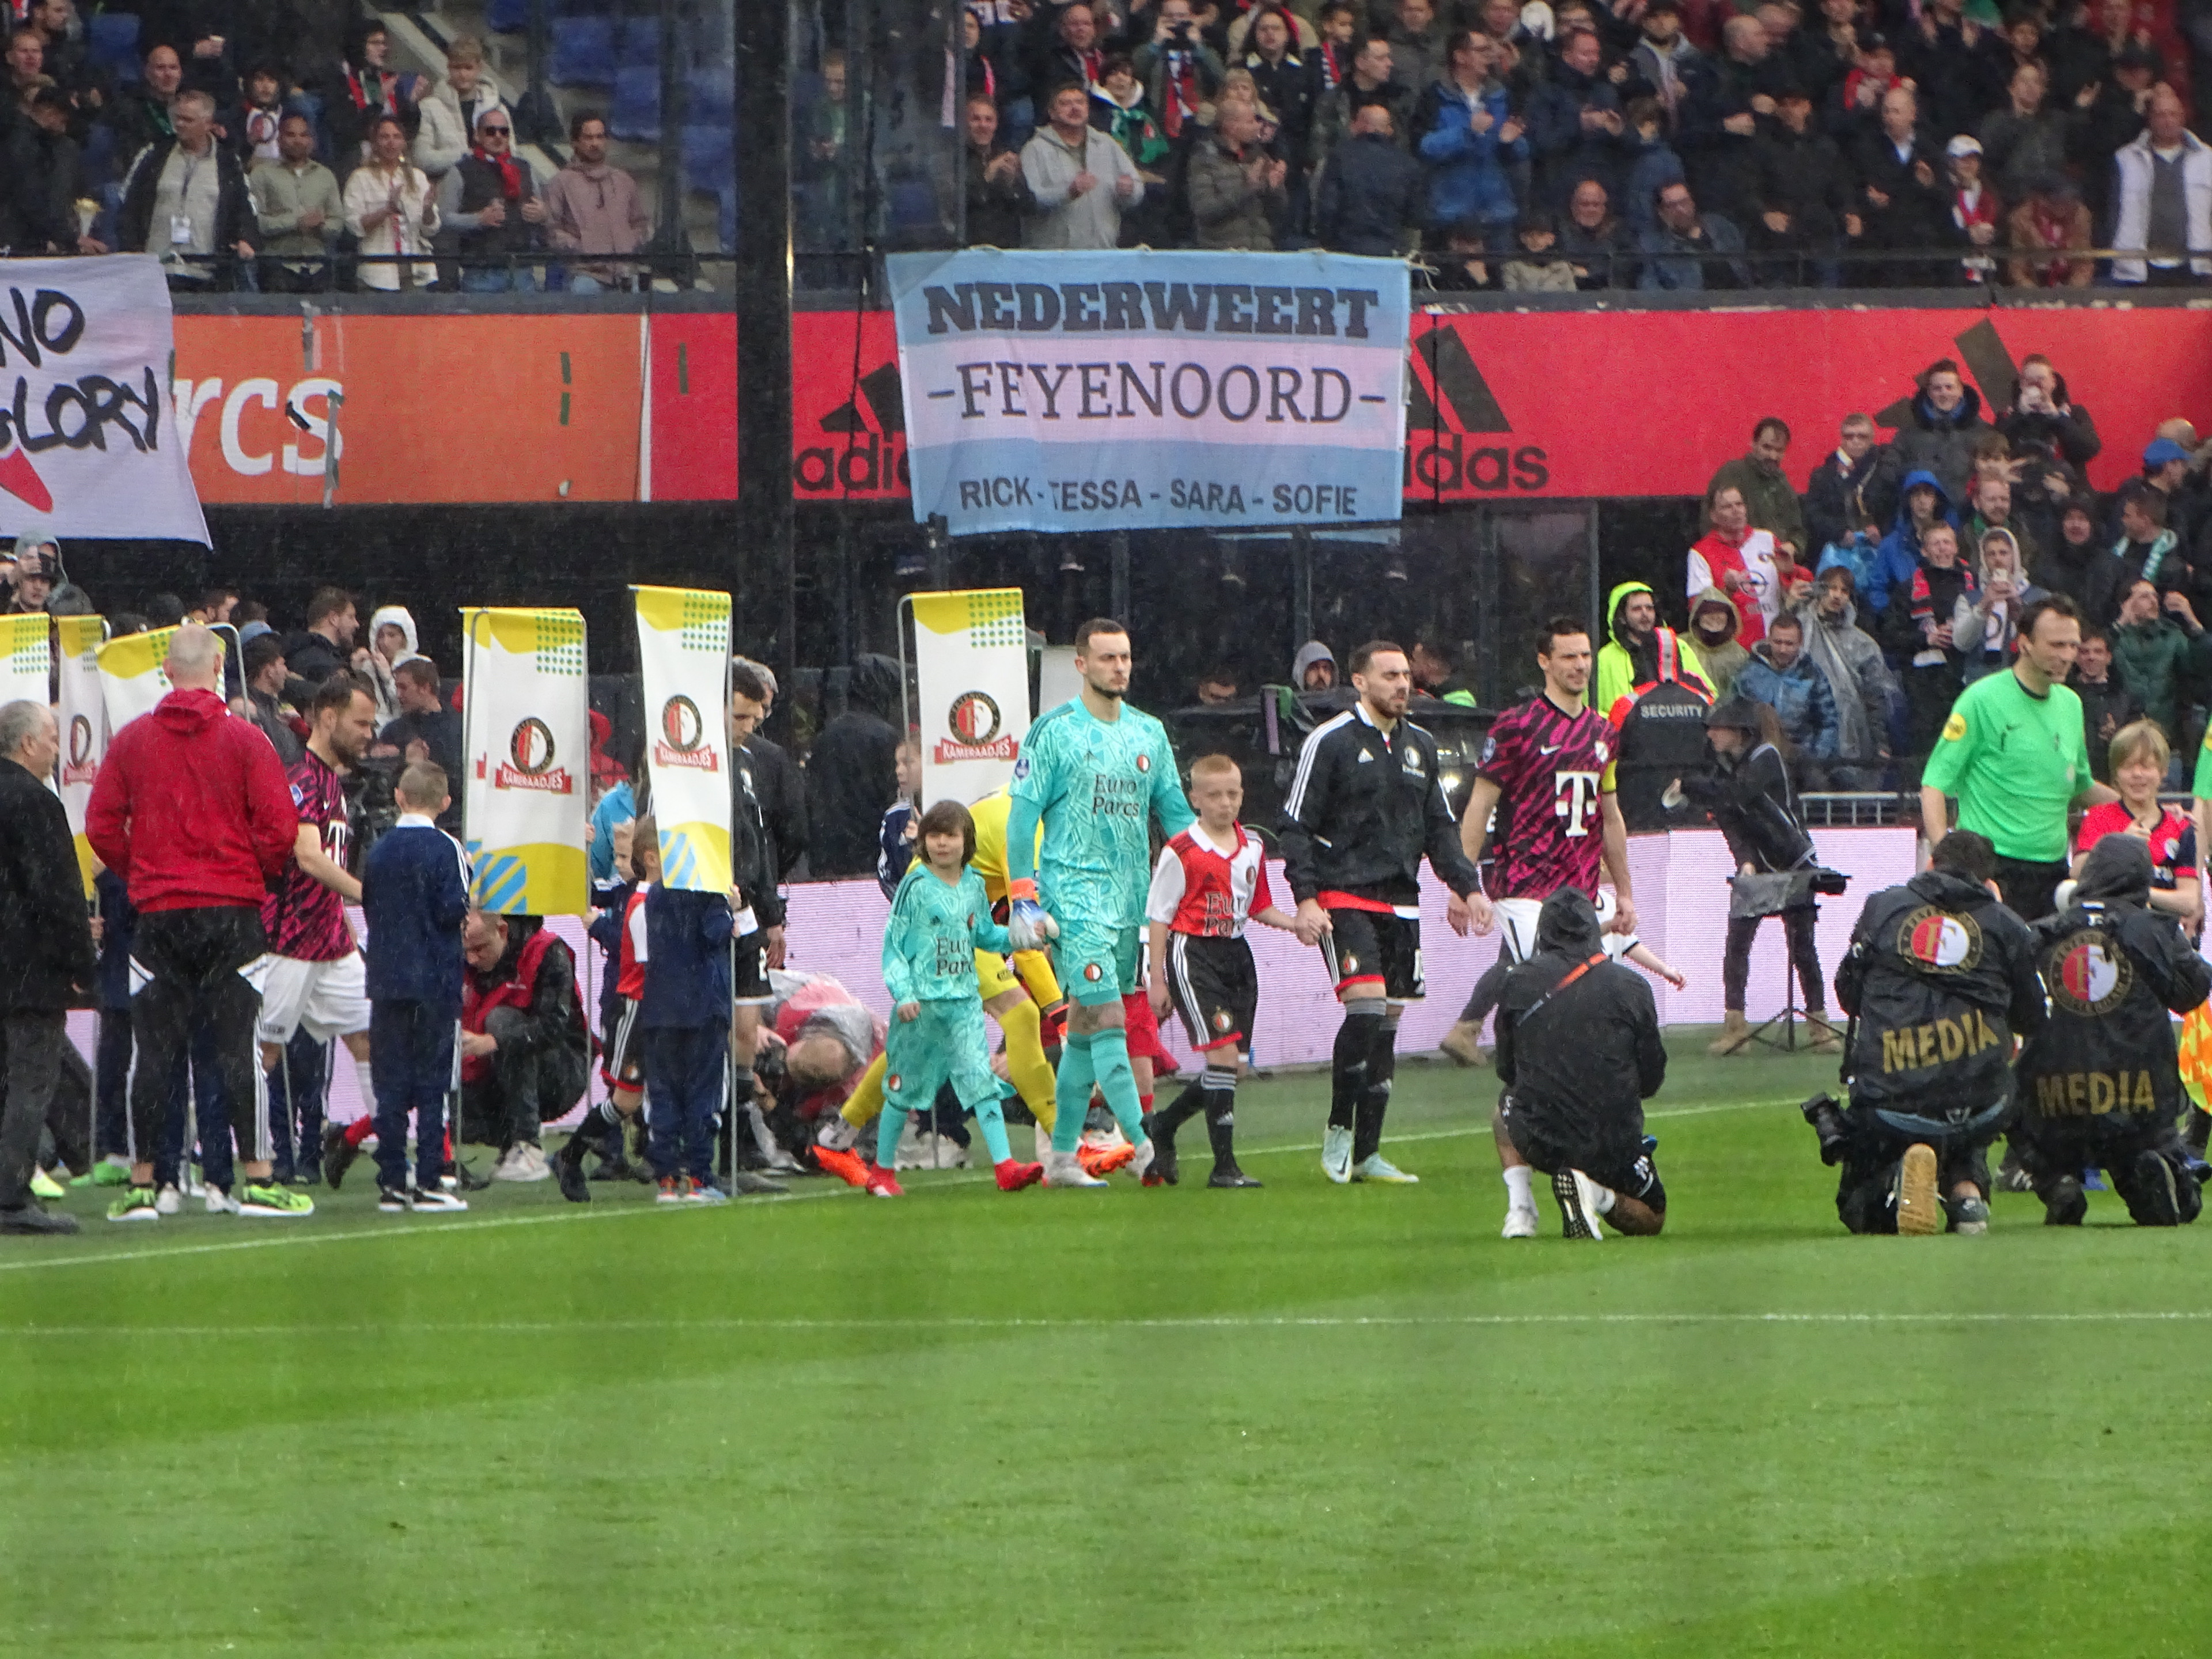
[1809,867,1848,897]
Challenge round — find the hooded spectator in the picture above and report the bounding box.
[1866,467,1959,616]
[1795,556,1897,783]
[1594,578,1713,723]
[1688,586,1749,703]
[1963,474,2040,579]
[1292,639,1338,690]
[1885,520,1975,760]
[2043,496,2127,626]
[1956,526,2047,681]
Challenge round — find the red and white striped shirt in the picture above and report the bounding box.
[1147,823,1274,938]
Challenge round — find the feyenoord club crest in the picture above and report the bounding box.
[2049,929,2133,1016]
[60,713,97,786]
[492,716,575,794]
[888,1074,902,1093]
[1213,1009,1232,1032]
[653,694,719,771]
[1084,963,1103,982]
[1896,905,1982,972]
[934,689,1017,764]
[1135,752,1150,772]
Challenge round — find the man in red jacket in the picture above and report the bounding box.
[85,625,307,1222]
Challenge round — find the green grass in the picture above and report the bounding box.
[4,1035,2210,1657]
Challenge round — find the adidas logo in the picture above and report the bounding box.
[794,361,910,495]
[1404,324,1548,498]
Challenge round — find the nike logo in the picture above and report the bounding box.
[1539,744,1562,754]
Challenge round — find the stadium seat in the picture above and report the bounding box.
[685,67,732,124]
[486,0,529,32]
[618,17,658,67]
[608,64,658,142]
[88,12,140,84]
[681,122,733,195]
[548,16,616,86]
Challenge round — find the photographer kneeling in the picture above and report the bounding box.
[1493,889,1668,1241]
[1676,699,1837,1056]
[2013,834,2209,1226]
[1804,831,2043,1235]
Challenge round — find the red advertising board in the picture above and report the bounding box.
[646,312,738,501]
[784,302,2212,508]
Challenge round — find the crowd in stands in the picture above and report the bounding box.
[941,0,2212,286]
[0,7,652,290]
[1612,354,2212,815]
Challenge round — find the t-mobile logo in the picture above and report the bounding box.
[1553,771,1600,838]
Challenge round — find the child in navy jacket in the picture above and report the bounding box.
[359,762,472,1211]
[636,813,737,1202]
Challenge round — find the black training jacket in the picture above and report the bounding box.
[1494,889,1666,1156]
[1835,867,2044,1111]
[1680,741,1815,874]
[2014,835,2212,1128]
[1278,703,1480,910]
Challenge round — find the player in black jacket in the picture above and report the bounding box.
[2013,834,2210,1226]
[1804,830,2044,1235]
[1279,641,1480,1185]
[1494,888,1668,1240]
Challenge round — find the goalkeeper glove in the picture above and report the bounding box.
[1006,878,1058,950]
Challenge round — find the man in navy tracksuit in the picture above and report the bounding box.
[359,762,472,1213]
[640,836,736,1203]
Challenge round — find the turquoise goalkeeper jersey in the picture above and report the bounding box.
[882,864,1013,1003]
[1010,696,1195,929]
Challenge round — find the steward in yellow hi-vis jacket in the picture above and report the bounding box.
[2013,834,2211,1227]
[1805,831,2043,1236]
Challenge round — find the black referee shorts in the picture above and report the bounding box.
[1164,931,1259,1054]
[1320,908,1424,1001]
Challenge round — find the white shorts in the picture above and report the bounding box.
[1494,891,1630,964]
[246,951,371,1045]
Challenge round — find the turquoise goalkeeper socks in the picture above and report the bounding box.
[974,1093,1013,1165]
[1089,1027,1147,1147]
[874,1103,908,1170]
[1052,1032,1096,1156]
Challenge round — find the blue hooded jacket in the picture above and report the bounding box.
[1415,75,1528,228]
[1865,468,1959,616]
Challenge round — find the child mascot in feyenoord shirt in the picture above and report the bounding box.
[1005,619,1195,1190]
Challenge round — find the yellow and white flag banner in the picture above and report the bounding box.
[97,624,200,730]
[461,607,589,916]
[56,616,107,895]
[0,613,49,709]
[632,585,732,894]
[910,588,1030,809]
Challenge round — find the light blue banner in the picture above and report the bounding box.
[886,248,1409,537]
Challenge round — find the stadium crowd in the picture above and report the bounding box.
[0,5,652,290]
[929,0,2212,285]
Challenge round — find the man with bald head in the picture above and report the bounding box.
[2111,84,2212,286]
[86,625,305,1221]
[0,701,96,1234]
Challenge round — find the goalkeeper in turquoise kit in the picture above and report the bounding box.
[1006,618,1196,1188]
[874,798,1046,1196]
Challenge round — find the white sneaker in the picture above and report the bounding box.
[1501,1205,1540,1239]
[154,1183,183,1215]
[1352,1153,1418,1184]
[1034,1123,1055,1163]
[1320,1126,1353,1184]
[203,1184,238,1215]
[493,1143,551,1183]
[1043,1150,1107,1188]
[409,1187,469,1213]
[1128,1138,1156,1184]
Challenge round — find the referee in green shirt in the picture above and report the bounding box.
[1920,594,2117,921]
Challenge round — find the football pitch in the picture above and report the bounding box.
[4,1040,2208,1658]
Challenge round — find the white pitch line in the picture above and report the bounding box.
[0,1097,1794,1279]
[3,1310,2210,1338]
